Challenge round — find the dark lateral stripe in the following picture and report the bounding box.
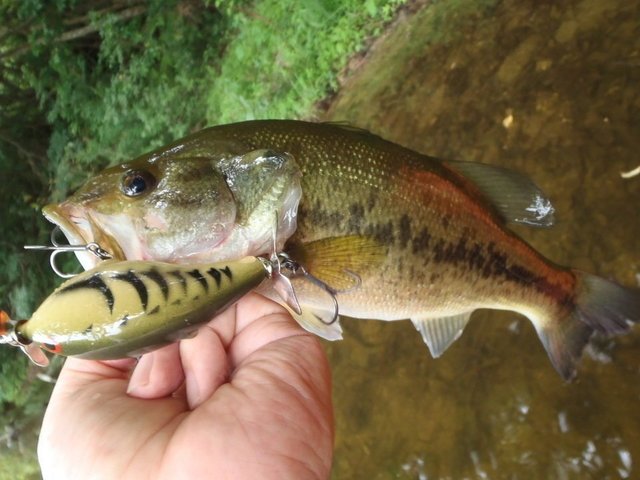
[432,237,574,306]
[187,269,208,292]
[221,266,233,281]
[168,271,188,294]
[111,271,149,311]
[59,275,115,313]
[207,268,222,288]
[141,268,169,301]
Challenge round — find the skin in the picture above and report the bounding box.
[38,294,334,480]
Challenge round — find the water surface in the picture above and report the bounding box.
[322,0,640,478]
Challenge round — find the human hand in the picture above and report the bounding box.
[38,293,334,480]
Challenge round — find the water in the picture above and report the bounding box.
[321,0,640,478]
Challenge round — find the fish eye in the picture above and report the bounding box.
[121,170,156,197]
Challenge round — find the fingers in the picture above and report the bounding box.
[178,293,309,408]
[53,357,136,393]
[179,319,231,409]
[233,292,292,334]
[58,294,313,410]
[41,355,189,480]
[125,293,274,403]
[227,309,309,368]
[127,343,184,399]
[210,293,310,367]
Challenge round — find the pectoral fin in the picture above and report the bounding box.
[288,235,388,291]
[411,312,473,358]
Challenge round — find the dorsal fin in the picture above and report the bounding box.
[446,160,555,227]
[321,121,382,137]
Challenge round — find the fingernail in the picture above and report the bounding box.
[127,355,154,396]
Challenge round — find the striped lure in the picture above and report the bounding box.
[1,255,304,366]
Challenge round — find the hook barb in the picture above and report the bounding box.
[275,254,340,325]
[24,226,112,278]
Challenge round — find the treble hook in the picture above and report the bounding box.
[266,211,340,324]
[277,253,340,326]
[0,311,49,366]
[24,226,112,278]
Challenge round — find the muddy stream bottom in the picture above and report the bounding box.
[320,0,640,478]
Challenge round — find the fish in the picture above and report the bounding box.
[42,120,640,379]
[0,255,289,365]
[43,148,302,268]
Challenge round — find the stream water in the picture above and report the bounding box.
[321,0,640,478]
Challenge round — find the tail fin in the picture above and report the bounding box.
[535,271,640,381]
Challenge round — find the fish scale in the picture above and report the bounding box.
[41,120,640,379]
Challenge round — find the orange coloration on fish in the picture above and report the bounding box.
[42,120,640,379]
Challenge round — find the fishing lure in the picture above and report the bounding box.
[0,253,333,367]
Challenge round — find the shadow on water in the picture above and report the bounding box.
[321,0,640,478]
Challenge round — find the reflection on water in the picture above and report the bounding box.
[322,0,640,478]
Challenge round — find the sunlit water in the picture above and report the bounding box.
[321,0,640,478]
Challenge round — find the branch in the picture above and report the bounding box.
[0,18,34,44]
[59,4,147,43]
[63,0,133,27]
[0,4,147,60]
[0,132,49,186]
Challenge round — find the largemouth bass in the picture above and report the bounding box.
[43,120,640,379]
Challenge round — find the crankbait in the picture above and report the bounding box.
[0,253,334,367]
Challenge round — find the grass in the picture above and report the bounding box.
[205,0,406,123]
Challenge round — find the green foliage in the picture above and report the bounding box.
[0,350,30,406]
[0,364,58,479]
[0,449,42,480]
[36,1,230,200]
[0,0,406,476]
[206,0,406,122]
[0,350,57,480]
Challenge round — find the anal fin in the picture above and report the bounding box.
[412,312,473,358]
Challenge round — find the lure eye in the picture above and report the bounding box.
[121,170,156,197]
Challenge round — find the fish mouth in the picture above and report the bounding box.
[42,203,125,270]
